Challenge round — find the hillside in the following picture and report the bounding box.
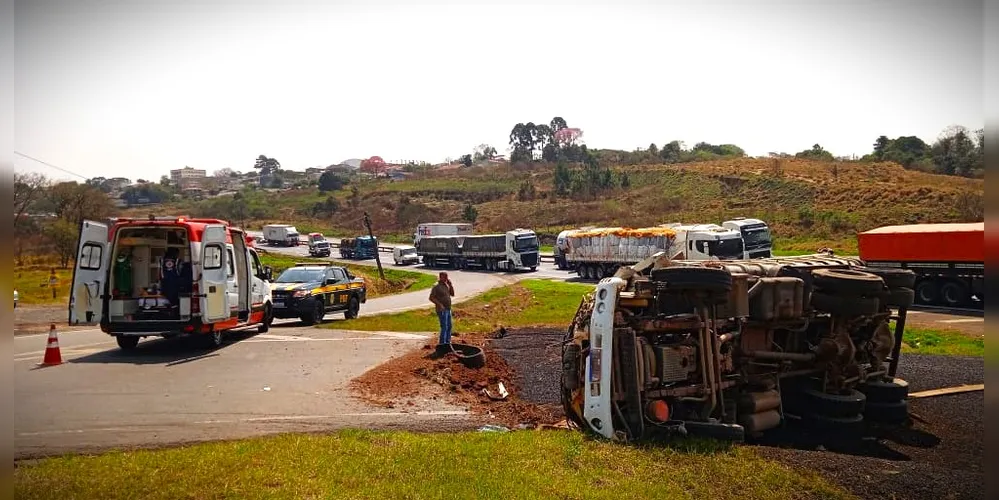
[123,158,984,254]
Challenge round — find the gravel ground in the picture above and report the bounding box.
[489,328,984,500]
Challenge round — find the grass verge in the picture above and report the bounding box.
[895,323,984,357]
[258,253,436,299]
[329,279,593,333]
[13,430,849,500]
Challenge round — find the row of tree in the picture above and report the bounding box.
[507,117,591,163]
[865,126,983,177]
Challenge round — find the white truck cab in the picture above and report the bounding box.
[663,223,745,261]
[393,245,420,265]
[70,217,274,350]
[722,218,773,259]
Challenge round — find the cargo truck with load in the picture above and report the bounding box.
[567,224,745,281]
[560,252,917,442]
[339,235,378,260]
[858,222,983,308]
[262,224,301,247]
[416,229,539,271]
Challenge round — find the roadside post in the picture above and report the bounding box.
[363,212,386,280]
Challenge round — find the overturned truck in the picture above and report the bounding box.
[561,252,917,442]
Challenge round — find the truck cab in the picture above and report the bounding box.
[506,229,540,270]
[307,232,331,257]
[666,223,745,261]
[722,218,773,259]
[70,217,274,350]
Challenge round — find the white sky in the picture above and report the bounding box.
[14,0,984,181]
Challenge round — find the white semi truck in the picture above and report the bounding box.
[722,218,773,259]
[416,229,540,271]
[566,225,745,281]
[262,224,301,247]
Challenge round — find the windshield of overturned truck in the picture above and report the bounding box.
[702,238,744,259]
[514,235,539,251]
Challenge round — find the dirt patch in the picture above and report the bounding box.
[350,327,564,428]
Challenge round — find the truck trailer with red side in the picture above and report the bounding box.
[857,222,984,308]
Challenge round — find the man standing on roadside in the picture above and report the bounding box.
[429,272,455,346]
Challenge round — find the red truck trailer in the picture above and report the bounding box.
[858,222,984,308]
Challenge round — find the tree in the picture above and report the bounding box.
[648,143,658,156]
[473,144,498,161]
[660,140,686,163]
[214,167,238,178]
[311,196,341,218]
[318,170,346,192]
[795,144,835,161]
[535,124,553,156]
[47,182,114,225]
[45,219,81,268]
[550,116,567,134]
[14,172,48,229]
[873,136,890,159]
[459,154,473,168]
[348,185,361,209]
[620,172,631,189]
[253,155,282,177]
[553,162,572,196]
[517,179,537,201]
[462,203,478,223]
[159,175,171,186]
[931,126,979,176]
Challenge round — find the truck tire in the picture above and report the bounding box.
[810,291,880,316]
[884,287,915,308]
[855,267,916,289]
[857,377,909,403]
[258,304,273,333]
[116,335,139,350]
[915,280,938,305]
[650,267,732,294]
[344,296,360,319]
[301,301,324,325]
[811,269,885,296]
[801,413,865,434]
[798,388,866,418]
[940,281,969,308]
[204,329,223,348]
[863,400,909,424]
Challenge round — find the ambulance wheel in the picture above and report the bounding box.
[116,335,139,350]
[203,329,223,348]
[258,304,273,333]
[344,297,360,319]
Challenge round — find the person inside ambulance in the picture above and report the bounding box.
[160,247,193,306]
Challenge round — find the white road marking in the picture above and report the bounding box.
[367,331,434,340]
[15,328,104,340]
[937,318,984,324]
[18,411,470,437]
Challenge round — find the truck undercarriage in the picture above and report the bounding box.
[561,253,916,442]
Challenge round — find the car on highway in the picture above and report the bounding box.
[270,263,366,325]
[393,245,420,265]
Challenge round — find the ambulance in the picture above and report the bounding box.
[69,216,274,350]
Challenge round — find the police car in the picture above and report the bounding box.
[269,263,366,325]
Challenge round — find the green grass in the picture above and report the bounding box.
[258,253,436,298]
[14,265,72,305]
[13,430,849,500]
[329,279,594,332]
[896,323,984,357]
[540,244,554,254]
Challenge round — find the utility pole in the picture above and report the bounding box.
[363,211,385,280]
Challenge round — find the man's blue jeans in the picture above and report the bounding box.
[437,308,452,345]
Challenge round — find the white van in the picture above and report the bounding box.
[70,216,274,350]
[392,245,420,265]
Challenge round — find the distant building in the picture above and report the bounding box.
[170,167,207,189]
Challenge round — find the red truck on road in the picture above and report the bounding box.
[858,222,984,308]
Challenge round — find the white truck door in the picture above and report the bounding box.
[225,245,239,314]
[200,225,230,322]
[69,220,109,325]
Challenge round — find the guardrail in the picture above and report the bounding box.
[259,236,556,262]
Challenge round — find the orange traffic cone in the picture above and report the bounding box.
[39,324,62,366]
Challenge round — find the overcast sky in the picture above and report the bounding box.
[14,0,984,181]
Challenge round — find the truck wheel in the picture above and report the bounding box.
[530,266,537,272]
[863,400,909,424]
[116,335,139,350]
[915,280,939,305]
[344,296,360,319]
[884,287,915,308]
[810,292,880,316]
[940,281,968,308]
[258,304,273,333]
[857,377,909,403]
[811,269,885,295]
[854,267,916,289]
[801,413,865,435]
[650,267,732,294]
[798,387,866,418]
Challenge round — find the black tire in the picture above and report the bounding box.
[258,304,273,333]
[884,287,915,308]
[344,296,360,319]
[797,388,867,417]
[940,281,969,308]
[915,280,938,305]
[650,267,733,294]
[682,421,746,442]
[205,329,223,348]
[116,335,139,350]
[864,400,909,423]
[811,268,885,295]
[301,300,324,326]
[801,413,865,434]
[857,377,909,403]
[810,291,880,316]
[451,343,486,368]
[530,266,537,272]
[856,267,916,289]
